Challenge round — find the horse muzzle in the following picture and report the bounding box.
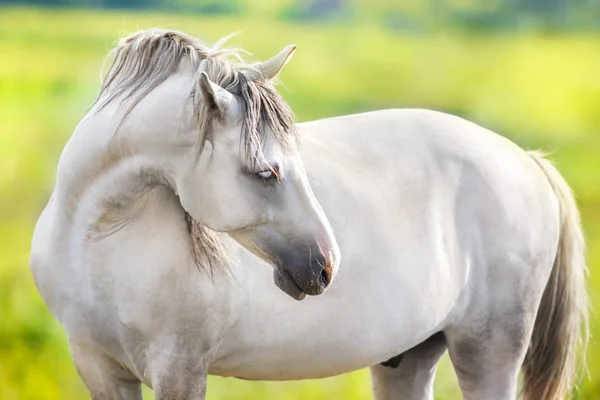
[272,245,336,300]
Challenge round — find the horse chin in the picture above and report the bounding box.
[273,269,307,301]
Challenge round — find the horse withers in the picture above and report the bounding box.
[31,29,588,400]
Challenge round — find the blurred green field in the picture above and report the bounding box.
[1,6,600,399]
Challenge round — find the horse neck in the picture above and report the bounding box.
[54,109,173,241]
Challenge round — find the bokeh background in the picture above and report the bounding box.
[1,0,599,399]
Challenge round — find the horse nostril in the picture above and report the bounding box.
[320,268,330,287]
[313,253,331,289]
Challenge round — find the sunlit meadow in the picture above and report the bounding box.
[1,5,599,399]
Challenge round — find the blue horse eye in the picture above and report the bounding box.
[256,164,280,182]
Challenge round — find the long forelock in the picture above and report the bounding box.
[192,55,298,169]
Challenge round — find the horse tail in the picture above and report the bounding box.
[522,151,589,400]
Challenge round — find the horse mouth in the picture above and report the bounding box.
[273,268,307,301]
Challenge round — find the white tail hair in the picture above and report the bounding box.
[522,151,589,400]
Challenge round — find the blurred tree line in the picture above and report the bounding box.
[1,0,599,32]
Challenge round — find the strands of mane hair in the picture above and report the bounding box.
[185,211,231,275]
[235,72,297,169]
[94,28,298,271]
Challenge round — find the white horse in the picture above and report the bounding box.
[31,29,588,400]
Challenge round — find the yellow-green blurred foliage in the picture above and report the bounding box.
[1,6,599,399]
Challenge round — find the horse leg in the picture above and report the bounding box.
[370,332,447,400]
[151,356,209,400]
[70,342,142,400]
[444,300,538,400]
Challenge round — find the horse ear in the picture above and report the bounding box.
[255,44,297,80]
[198,72,233,116]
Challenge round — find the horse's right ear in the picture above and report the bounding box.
[257,44,296,80]
[198,72,233,117]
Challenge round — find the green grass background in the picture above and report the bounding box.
[1,6,599,399]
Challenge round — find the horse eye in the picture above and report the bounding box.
[256,164,280,182]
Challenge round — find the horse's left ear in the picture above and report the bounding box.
[252,45,297,80]
[198,71,233,116]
